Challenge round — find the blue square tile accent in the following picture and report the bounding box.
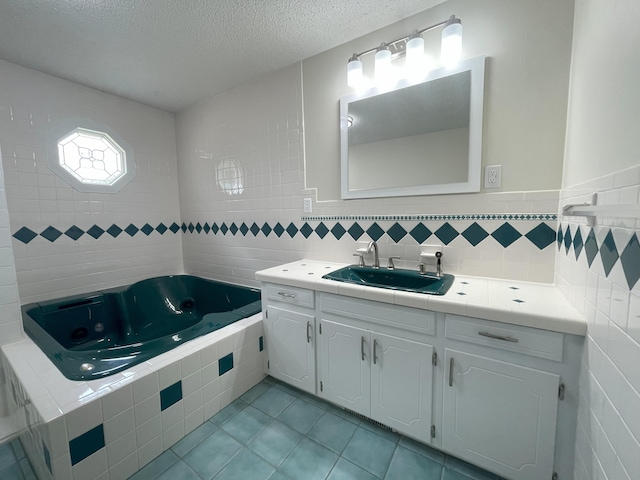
[563,225,572,253]
[347,223,365,240]
[250,223,260,236]
[409,223,432,244]
[461,222,488,246]
[141,223,154,236]
[125,224,139,236]
[65,225,84,241]
[156,223,168,234]
[212,223,220,234]
[300,223,313,239]
[286,223,298,238]
[69,424,105,466]
[203,222,211,234]
[525,223,555,250]
[43,441,51,473]
[366,223,385,242]
[261,223,272,237]
[331,223,346,240]
[188,222,195,233]
[600,230,619,277]
[221,223,229,234]
[557,227,564,250]
[585,228,599,266]
[161,381,183,411]
[13,227,37,244]
[259,336,264,352]
[491,223,522,248]
[230,223,238,235]
[40,226,62,242]
[273,223,285,237]
[169,222,181,234]
[315,222,329,239]
[621,234,640,289]
[240,223,249,236]
[219,353,234,376]
[195,222,202,233]
[386,222,407,243]
[434,223,459,245]
[573,227,584,260]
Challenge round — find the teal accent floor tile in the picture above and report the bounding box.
[384,446,443,480]
[280,438,339,480]
[248,420,302,467]
[210,399,248,426]
[130,450,179,480]
[214,448,275,480]
[278,398,325,434]
[241,381,272,404]
[327,458,379,480]
[342,427,396,478]
[398,437,445,464]
[307,411,358,454]
[221,405,272,444]
[444,457,500,480]
[0,463,22,480]
[252,387,296,418]
[156,460,200,480]
[359,420,399,444]
[183,429,243,479]
[172,421,218,457]
[0,442,17,470]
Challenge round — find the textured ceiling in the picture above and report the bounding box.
[0,0,447,112]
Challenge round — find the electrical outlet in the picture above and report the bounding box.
[484,165,502,188]
[303,198,312,213]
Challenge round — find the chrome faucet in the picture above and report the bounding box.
[367,241,380,268]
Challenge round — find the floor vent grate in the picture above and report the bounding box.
[340,409,394,431]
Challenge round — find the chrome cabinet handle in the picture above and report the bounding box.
[373,339,379,364]
[478,331,519,343]
[306,322,311,343]
[361,336,365,361]
[449,357,454,387]
[278,292,296,299]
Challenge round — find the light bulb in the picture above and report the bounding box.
[406,31,428,82]
[347,54,364,89]
[374,43,395,89]
[441,15,462,69]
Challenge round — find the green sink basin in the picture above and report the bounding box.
[322,266,454,295]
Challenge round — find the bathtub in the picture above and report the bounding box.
[21,275,262,380]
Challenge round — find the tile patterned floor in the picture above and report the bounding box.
[0,438,36,479]
[128,377,504,480]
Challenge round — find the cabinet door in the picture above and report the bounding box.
[320,320,370,416]
[370,333,433,444]
[265,305,315,394]
[442,349,559,480]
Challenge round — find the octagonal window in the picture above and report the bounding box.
[46,120,135,193]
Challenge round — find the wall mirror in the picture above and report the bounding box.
[340,56,485,199]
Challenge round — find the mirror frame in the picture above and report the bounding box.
[340,55,486,199]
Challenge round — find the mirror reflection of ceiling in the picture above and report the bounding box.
[348,71,471,146]
[0,0,447,112]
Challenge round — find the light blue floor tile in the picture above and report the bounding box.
[210,399,248,426]
[241,381,273,404]
[252,387,296,418]
[264,376,278,385]
[342,427,396,478]
[279,438,339,480]
[0,442,17,470]
[398,437,445,464]
[222,405,273,444]
[214,448,275,480]
[278,398,325,434]
[307,412,358,454]
[248,420,302,467]
[359,420,399,444]
[0,463,23,480]
[384,446,443,480]
[11,440,25,461]
[129,450,179,480]
[19,458,37,480]
[156,460,200,480]
[172,421,218,457]
[273,382,303,398]
[444,456,499,480]
[327,458,379,480]
[324,405,361,425]
[268,471,292,480]
[183,429,243,479]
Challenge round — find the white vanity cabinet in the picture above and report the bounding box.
[262,284,316,394]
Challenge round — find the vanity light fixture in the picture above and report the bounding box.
[346,14,463,90]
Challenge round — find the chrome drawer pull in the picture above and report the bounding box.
[306,322,311,343]
[478,331,519,343]
[277,292,296,299]
[449,357,454,387]
[361,336,365,361]
[373,339,379,365]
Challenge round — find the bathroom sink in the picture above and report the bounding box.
[322,266,454,295]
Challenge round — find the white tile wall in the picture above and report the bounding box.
[555,165,640,480]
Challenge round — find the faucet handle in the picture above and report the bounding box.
[387,256,401,269]
[416,262,426,275]
[353,253,365,267]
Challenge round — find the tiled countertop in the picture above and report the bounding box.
[255,260,586,336]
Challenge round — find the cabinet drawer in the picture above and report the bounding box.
[265,284,314,309]
[445,315,563,361]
